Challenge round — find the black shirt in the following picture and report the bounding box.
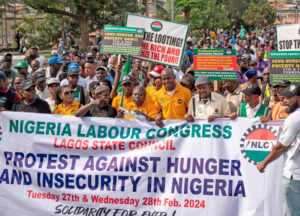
[12,98,51,114]
[85,104,117,118]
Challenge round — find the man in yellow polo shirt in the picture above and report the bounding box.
[155,68,191,127]
[118,86,159,121]
[112,75,134,111]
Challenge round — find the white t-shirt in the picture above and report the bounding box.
[60,76,88,89]
[245,103,261,118]
[279,108,300,180]
[45,97,56,112]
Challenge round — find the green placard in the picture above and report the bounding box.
[269,51,300,84]
[101,25,145,55]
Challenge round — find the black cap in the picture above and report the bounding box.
[237,55,248,64]
[279,83,300,97]
[242,84,262,96]
[274,80,291,88]
[32,71,46,82]
[121,75,133,85]
[67,69,79,76]
[20,80,35,91]
[92,47,98,52]
[72,44,79,49]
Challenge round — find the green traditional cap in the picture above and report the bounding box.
[16,61,29,68]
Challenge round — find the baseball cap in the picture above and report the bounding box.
[95,85,110,94]
[279,83,300,97]
[195,76,210,86]
[59,55,71,64]
[16,61,29,68]
[72,44,79,49]
[74,54,82,59]
[245,70,257,79]
[150,65,164,77]
[67,69,79,77]
[20,80,35,90]
[96,66,108,72]
[249,60,257,67]
[31,45,39,50]
[121,75,133,85]
[49,56,64,65]
[92,47,98,52]
[68,62,80,71]
[47,78,60,85]
[237,55,248,64]
[187,37,193,42]
[185,50,193,56]
[242,84,262,96]
[86,53,94,58]
[274,80,291,88]
[89,81,100,93]
[0,70,6,81]
[50,50,58,57]
[32,71,46,82]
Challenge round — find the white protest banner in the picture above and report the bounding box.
[0,112,284,216]
[277,24,300,51]
[126,13,189,67]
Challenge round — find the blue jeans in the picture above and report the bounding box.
[282,177,300,216]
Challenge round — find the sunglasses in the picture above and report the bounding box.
[122,83,132,87]
[63,90,74,96]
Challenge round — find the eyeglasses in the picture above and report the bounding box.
[63,90,74,96]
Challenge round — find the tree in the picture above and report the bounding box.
[225,0,266,27]
[242,3,277,29]
[89,0,144,31]
[23,0,142,51]
[11,14,79,48]
[172,0,230,37]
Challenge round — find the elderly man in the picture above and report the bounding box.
[32,70,50,99]
[185,76,231,123]
[95,66,114,87]
[12,80,51,113]
[155,68,191,127]
[233,84,271,121]
[257,83,300,216]
[224,80,244,113]
[75,86,117,118]
[118,86,159,121]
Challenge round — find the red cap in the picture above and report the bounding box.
[150,65,165,77]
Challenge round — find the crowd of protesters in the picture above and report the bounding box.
[1,26,300,215]
[0,27,297,126]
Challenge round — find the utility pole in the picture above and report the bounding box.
[171,0,174,21]
[296,0,298,24]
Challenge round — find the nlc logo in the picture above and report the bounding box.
[240,124,277,165]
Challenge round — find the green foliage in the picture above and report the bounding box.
[89,0,144,30]
[242,3,277,29]
[11,14,78,48]
[224,0,267,27]
[172,0,230,37]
